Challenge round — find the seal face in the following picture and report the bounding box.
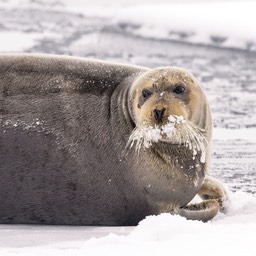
[128,68,211,156]
[0,54,225,226]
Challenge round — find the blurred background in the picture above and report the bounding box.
[0,0,255,194]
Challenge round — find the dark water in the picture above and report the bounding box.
[1,4,256,194]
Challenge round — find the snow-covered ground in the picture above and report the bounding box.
[0,0,256,255]
[112,2,256,51]
[1,0,256,51]
[1,192,256,255]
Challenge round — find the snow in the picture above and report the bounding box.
[4,0,253,52]
[0,192,256,256]
[112,2,256,51]
[128,115,185,150]
[0,32,42,52]
[63,1,256,51]
[214,128,256,141]
[0,0,63,9]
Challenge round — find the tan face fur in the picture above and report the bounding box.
[131,67,204,125]
[128,67,212,146]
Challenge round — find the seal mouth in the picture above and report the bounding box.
[126,115,207,163]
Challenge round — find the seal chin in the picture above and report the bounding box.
[127,115,207,163]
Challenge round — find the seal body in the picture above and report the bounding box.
[0,54,213,225]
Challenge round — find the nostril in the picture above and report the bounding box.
[153,108,166,122]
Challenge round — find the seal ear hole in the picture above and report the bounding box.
[173,84,186,94]
[142,88,153,99]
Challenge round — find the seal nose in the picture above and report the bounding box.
[153,108,166,122]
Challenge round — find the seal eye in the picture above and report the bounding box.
[173,85,185,94]
[142,89,152,99]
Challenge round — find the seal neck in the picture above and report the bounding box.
[109,77,137,148]
[117,77,137,130]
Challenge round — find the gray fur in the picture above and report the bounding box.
[0,54,213,225]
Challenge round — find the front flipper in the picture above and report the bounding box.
[174,176,230,222]
[197,175,230,212]
[175,199,220,222]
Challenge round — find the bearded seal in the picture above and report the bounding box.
[0,53,229,225]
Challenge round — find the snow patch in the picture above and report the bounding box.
[0,32,42,52]
[2,118,45,131]
[1,192,255,256]
[62,1,256,52]
[128,115,184,150]
[213,128,256,141]
[0,0,63,9]
[112,2,256,51]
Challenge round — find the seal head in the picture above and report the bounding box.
[128,67,211,159]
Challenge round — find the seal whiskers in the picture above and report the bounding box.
[126,115,208,163]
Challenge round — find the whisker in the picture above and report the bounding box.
[126,115,208,163]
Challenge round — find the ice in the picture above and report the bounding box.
[112,1,256,51]
[0,32,42,52]
[0,192,256,256]
[213,128,256,141]
[62,1,256,52]
[1,1,255,52]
